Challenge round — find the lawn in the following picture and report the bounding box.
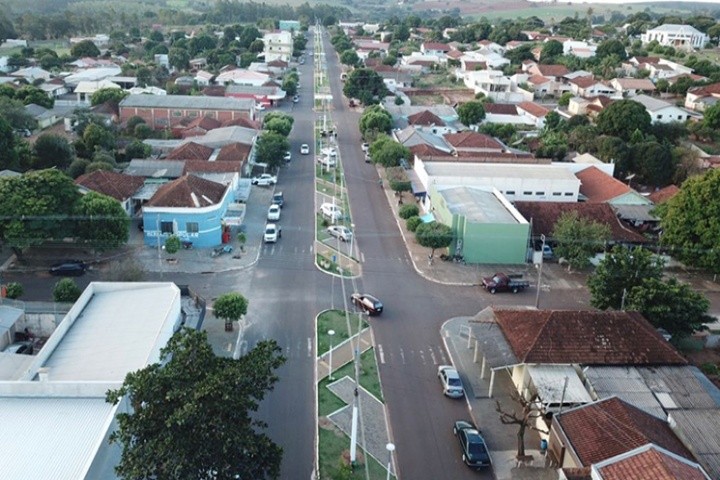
[317,309,368,356]
[318,426,391,480]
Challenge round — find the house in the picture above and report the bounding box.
[685,82,720,112]
[69,33,110,47]
[459,70,533,103]
[74,79,121,103]
[395,126,454,154]
[215,69,270,87]
[567,95,614,118]
[164,141,214,161]
[263,30,293,62]
[516,101,549,129]
[11,66,51,82]
[641,24,709,50]
[75,170,145,216]
[119,95,255,130]
[421,42,451,57]
[576,166,652,205]
[563,40,597,58]
[526,75,553,98]
[631,94,693,124]
[189,57,208,70]
[354,39,390,58]
[403,52,443,68]
[483,103,535,127]
[610,77,656,97]
[568,76,616,98]
[175,116,222,139]
[444,131,505,154]
[406,110,455,135]
[194,70,214,86]
[225,84,286,106]
[384,104,460,129]
[142,174,234,248]
[648,185,680,204]
[128,86,166,96]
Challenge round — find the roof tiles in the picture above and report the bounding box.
[146,174,226,208]
[444,131,503,150]
[576,166,632,203]
[75,170,144,201]
[165,142,214,161]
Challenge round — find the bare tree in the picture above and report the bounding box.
[495,391,550,458]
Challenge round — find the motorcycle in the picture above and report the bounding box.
[211,245,233,257]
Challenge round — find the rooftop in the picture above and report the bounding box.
[165,141,214,161]
[436,186,521,224]
[594,444,710,480]
[576,166,634,203]
[444,131,504,150]
[119,94,254,111]
[423,162,579,181]
[146,174,227,208]
[75,170,145,201]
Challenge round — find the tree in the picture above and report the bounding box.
[263,113,294,137]
[340,49,359,67]
[496,391,549,458]
[71,40,101,58]
[659,169,720,273]
[281,77,297,97]
[632,141,676,187]
[16,85,53,109]
[457,101,486,127]
[369,135,410,168]
[214,292,249,332]
[540,40,563,63]
[67,158,90,178]
[164,234,181,255]
[53,278,82,303]
[588,246,664,310]
[106,328,285,480]
[74,192,129,251]
[91,88,129,107]
[627,278,712,342]
[415,221,453,259]
[359,106,392,140]
[125,140,151,160]
[387,166,412,200]
[32,134,75,170]
[83,123,116,152]
[702,102,720,129]
[0,116,18,170]
[0,96,36,130]
[5,282,23,299]
[255,132,290,171]
[558,92,574,107]
[596,100,651,141]
[596,38,628,60]
[168,47,190,70]
[552,211,610,270]
[343,68,388,106]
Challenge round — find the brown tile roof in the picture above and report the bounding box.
[215,142,252,162]
[146,174,227,208]
[570,76,598,88]
[632,56,661,65]
[423,42,451,51]
[165,142,214,161]
[528,74,551,85]
[596,446,708,480]
[75,170,144,201]
[534,64,570,77]
[517,101,549,118]
[409,144,453,158]
[588,95,615,108]
[220,117,261,129]
[648,185,680,204]
[463,60,486,71]
[493,309,686,365]
[484,103,519,115]
[688,82,720,96]
[576,166,633,203]
[407,110,446,126]
[444,131,503,150]
[556,397,693,467]
[513,201,647,243]
[446,49,463,59]
[201,86,226,97]
[561,468,591,480]
[613,78,656,91]
[185,115,221,131]
[267,59,288,67]
[183,160,242,174]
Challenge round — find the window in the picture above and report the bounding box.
[505,190,515,195]
[657,114,663,119]
[536,192,545,196]
[523,191,532,195]
[160,221,174,234]
[564,192,573,196]
[172,110,183,117]
[552,192,562,196]
[186,222,199,234]
[188,111,198,117]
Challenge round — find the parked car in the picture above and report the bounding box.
[542,244,554,260]
[293,95,299,103]
[453,420,491,469]
[361,143,369,152]
[49,260,86,277]
[267,204,281,221]
[284,151,292,163]
[264,223,281,243]
[300,144,310,155]
[319,203,343,223]
[327,225,352,242]
[3,341,34,355]
[272,192,284,208]
[251,174,277,186]
[350,293,383,316]
[364,153,372,163]
[438,365,464,398]
[256,103,266,111]
[481,272,530,294]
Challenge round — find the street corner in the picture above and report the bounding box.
[489,450,557,480]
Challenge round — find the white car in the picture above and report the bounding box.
[267,204,281,221]
[300,144,310,155]
[317,155,336,168]
[327,225,352,242]
[293,95,299,103]
[361,143,370,152]
[264,223,281,243]
[251,174,277,186]
[438,365,464,399]
[319,203,343,223]
[256,103,266,111]
[284,151,292,163]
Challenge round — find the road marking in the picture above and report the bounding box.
[399,348,406,364]
[308,337,313,357]
[310,243,314,252]
[429,346,437,365]
[419,349,426,364]
[377,344,385,364]
[360,252,365,263]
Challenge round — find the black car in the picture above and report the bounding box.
[453,420,491,469]
[49,260,86,276]
[350,293,383,316]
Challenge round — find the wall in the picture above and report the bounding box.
[460,221,529,264]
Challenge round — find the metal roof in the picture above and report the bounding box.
[120,94,254,111]
[612,204,659,222]
[437,186,520,224]
[125,159,185,178]
[527,365,593,405]
[585,366,666,418]
[670,409,720,480]
[424,162,579,181]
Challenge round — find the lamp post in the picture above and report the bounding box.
[327,329,335,380]
[349,223,355,257]
[385,442,395,480]
[535,234,545,309]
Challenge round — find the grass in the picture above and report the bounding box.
[318,427,392,480]
[318,349,382,416]
[316,253,353,277]
[317,309,368,356]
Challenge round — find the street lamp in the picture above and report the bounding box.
[349,223,355,257]
[328,329,335,380]
[535,234,545,309]
[385,442,395,480]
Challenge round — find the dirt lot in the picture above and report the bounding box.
[413,0,530,15]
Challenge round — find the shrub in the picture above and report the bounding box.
[701,363,720,376]
[53,278,81,303]
[67,158,90,178]
[165,235,181,254]
[399,203,419,219]
[5,282,23,299]
[406,216,422,232]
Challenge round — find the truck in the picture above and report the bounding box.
[481,272,530,294]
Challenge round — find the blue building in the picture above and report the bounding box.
[142,174,234,248]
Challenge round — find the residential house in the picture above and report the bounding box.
[194,70,214,86]
[175,117,222,139]
[685,82,720,112]
[623,56,694,80]
[407,110,456,135]
[263,30,293,62]
[526,75,553,98]
[69,58,117,69]
[568,76,616,98]
[75,170,145,216]
[119,95,255,130]
[576,166,652,205]
[24,103,58,129]
[444,131,505,155]
[403,52,443,69]
[154,54,170,70]
[370,65,413,92]
[164,141,214,161]
[384,104,460,130]
[610,77,656,97]
[632,94,693,124]
[483,103,535,127]
[225,84,286,106]
[127,86,166,96]
[566,95,614,118]
[563,40,597,58]
[189,57,208,70]
[527,64,571,96]
[215,69,270,87]
[516,101,549,129]
[74,79,120,103]
[265,59,289,76]
[648,185,680,204]
[11,66,51,82]
[354,39,389,59]
[641,24,709,50]
[394,126,454,154]
[63,67,123,89]
[459,70,533,103]
[69,34,110,47]
[459,48,509,69]
[421,42,452,57]
[459,58,487,73]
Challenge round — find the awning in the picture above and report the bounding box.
[406,169,426,198]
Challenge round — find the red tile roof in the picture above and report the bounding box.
[201,86,226,97]
[446,49,464,59]
[146,174,227,208]
[596,446,708,480]
[528,74,551,85]
[648,185,680,204]
[533,64,570,78]
[183,160,242,174]
[215,142,252,162]
[409,143,455,158]
[484,103,519,115]
[576,166,634,203]
[688,82,720,96]
[561,468,592,480]
[556,397,693,467]
[612,78,656,91]
[513,201,647,243]
[221,117,261,129]
[185,115,221,131]
[517,101,549,118]
[422,42,451,52]
[631,56,661,65]
[570,76,598,88]
[75,170,144,201]
[463,60,486,71]
[407,110,445,126]
[493,309,685,365]
[165,142,214,161]
[444,131,503,150]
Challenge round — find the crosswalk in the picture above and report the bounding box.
[236,336,317,359]
[375,343,450,366]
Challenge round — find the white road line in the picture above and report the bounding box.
[360,252,365,263]
[429,346,438,365]
[419,349,426,364]
[377,344,385,364]
[399,348,406,364]
[310,243,314,252]
[307,337,313,357]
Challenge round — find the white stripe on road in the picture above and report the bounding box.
[429,346,437,365]
[399,348,406,364]
[308,337,313,357]
[377,344,385,364]
[419,349,426,364]
[360,252,365,263]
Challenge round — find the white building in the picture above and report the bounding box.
[263,30,293,62]
[641,24,709,51]
[459,70,533,103]
[632,94,694,124]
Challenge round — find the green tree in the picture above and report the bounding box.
[596,38,628,60]
[16,85,53,109]
[658,169,720,273]
[83,123,116,153]
[359,106,392,140]
[67,158,90,178]
[70,40,101,58]
[369,135,409,168]
[164,234,181,255]
[540,40,563,63]
[340,49,359,67]
[85,161,114,173]
[255,132,290,171]
[596,100,651,141]
[632,141,676,187]
[74,192,129,250]
[343,68,388,106]
[558,92,574,107]
[106,328,285,480]
[0,96,36,130]
[281,77,297,97]
[263,113,294,137]
[53,278,82,303]
[702,102,720,129]
[32,134,75,170]
[125,140,151,160]
[168,47,190,70]
[0,116,18,170]
[415,221,454,259]
[552,210,610,270]
[387,166,412,200]
[627,278,712,342]
[588,246,664,310]
[5,282,23,299]
[91,88,129,107]
[457,101,486,127]
[214,292,249,332]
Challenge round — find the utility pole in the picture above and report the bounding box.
[535,234,545,309]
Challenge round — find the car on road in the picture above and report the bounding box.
[481,272,529,294]
[361,143,369,152]
[438,365,464,398]
[3,341,34,355]
[319,203,343,223]
[300,144,310,154]
[364,153,372,163]
[293,95,299,103]
[453,420,491,469]
[327,225,352,242]
[264,223,281,243]
[267,204,281,221]
[49,260,86,277]
[284,151,292,163]
[272,192,284,208]
[251,174,277,186]
[350,293,383,316]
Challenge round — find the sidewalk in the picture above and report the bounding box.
[317,327,373,381]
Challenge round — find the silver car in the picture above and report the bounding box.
[327,225,352,242]
[438,365,464,398]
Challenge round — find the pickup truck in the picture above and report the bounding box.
[481,272,530,294]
